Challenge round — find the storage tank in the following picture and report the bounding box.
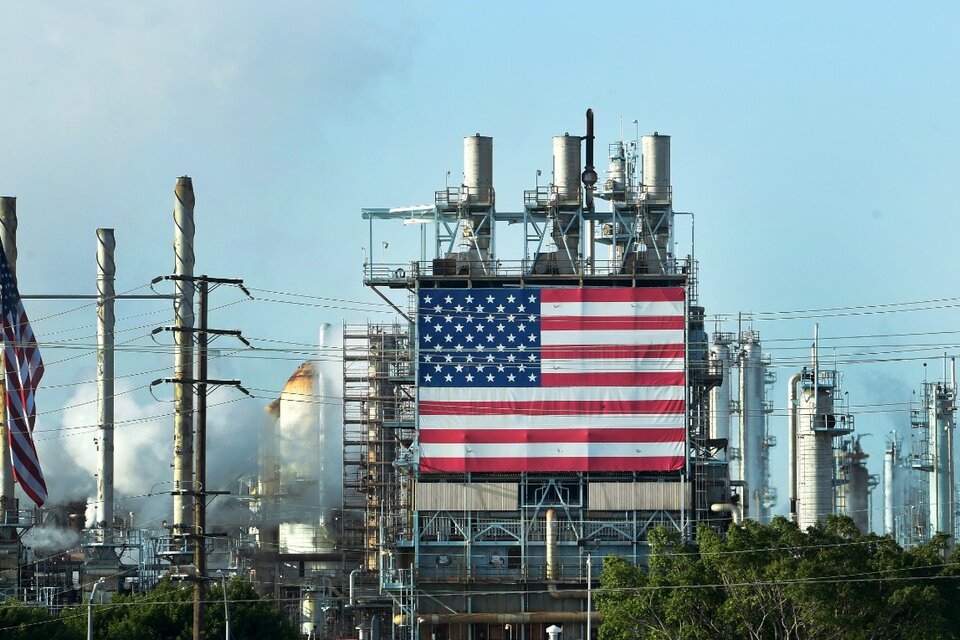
[552,134,582,205]
[641,134,671,202]
[463,134,493,207]
[278,362,322,553]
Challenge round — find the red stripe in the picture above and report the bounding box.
[419,428,685,444]
[419,456,685,473]
[541,344,685,359]
[541,316,685,331]
[542,372,686,387]
[541,287,685,303]
[418,399,685,416]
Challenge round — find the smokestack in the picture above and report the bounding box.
[0,197,15,512]
[172,177,196,540]
[96,229,116,543]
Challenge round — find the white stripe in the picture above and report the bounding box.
[421,441,684,458]
[420,386,685,403]
[540,329,685,346]
[539,357,684,373]
[542,301,684,317]
[420,414,683,430]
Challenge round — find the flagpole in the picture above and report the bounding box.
[0,197,15,519]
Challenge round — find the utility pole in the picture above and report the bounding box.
[153,274,251,640]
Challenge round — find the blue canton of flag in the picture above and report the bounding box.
[418,289,541,387]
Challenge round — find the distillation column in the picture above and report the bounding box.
[791,361,853,530]
[883,438,896,537]
[739,334,766,520]
[708,333,735,461]
[927,361,956,538]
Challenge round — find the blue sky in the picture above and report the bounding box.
[1,1,958,528]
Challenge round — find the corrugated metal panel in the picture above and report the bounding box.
[589,482,688,510]
[415,482,518,511]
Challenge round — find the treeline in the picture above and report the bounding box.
[0,577,297,640]
[597,516,960,640]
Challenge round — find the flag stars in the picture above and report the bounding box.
[465,295,474,303]
[434,324,443,332]
[454,304,464,312]
[454,323,464,332]
[497,304,505,313]
[423,295,432,304]
[465,335,474,343]
[507,334,516,343]
[507,294,516,303]
[444,374,453,382]
[465,373,474,382]
[487,374,495,382]
[444,295,453,304]
[517,304,526,312]
[424,374,432,382]
[528,294,536,303]
[528,373,537,382]
[507,373,516,382]
[444,315,453,323]
[486,295,495,303]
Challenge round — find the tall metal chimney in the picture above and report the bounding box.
[96,229,116,543]
[172,177,196,539]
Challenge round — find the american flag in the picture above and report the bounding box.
[0,247,46,506]
[416,286,686,473]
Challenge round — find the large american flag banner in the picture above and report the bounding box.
[0,247,47,506]
[416,286,686,473]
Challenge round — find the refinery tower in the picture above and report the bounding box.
[344,110,731,640]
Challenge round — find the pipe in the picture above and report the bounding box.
[407,612,603,625]
[545,509,557,582]
[0,197,15,512]
[711,502,742,525]
[96,229,116,544]
[547,582,587,599]
[787,373,802,522]
[349,568,361,606]
[172,176,195,539]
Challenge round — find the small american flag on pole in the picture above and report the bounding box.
[416,286,686,473]
[0,246,46,506]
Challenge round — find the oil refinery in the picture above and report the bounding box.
[0,109,956,640]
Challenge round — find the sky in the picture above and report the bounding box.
[1,1,959,532]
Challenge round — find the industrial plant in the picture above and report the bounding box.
[0,109,956,640]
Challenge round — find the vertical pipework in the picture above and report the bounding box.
[96,229,116,543]
[884,439,896,537]
[545,508,557,581]
[582,108,598,270]
[0,197,14,512]
[173,177,196,539]
[787,373,801,522]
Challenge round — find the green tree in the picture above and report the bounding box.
[598,517,960,640]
